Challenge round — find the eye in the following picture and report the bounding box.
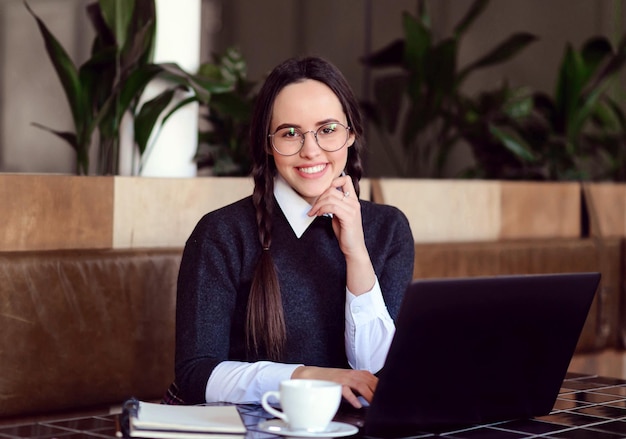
[320,123,338,135]
[280,127,301,139]
[319,123,343,136]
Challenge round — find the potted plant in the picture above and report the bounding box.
[463,35,626,181]
[25,0,233,175]
[195,47,257,176]
[362,0,586,242]
[360,0,537,178]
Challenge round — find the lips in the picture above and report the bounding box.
[298,164,326,174]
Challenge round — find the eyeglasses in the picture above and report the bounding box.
[268,122,351,156]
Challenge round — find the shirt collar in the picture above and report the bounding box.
[274,175,317,238]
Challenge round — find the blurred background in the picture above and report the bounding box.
[1,0,624,177]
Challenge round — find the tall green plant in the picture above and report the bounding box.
[196,47,256,176]
[25,0,232,175]
[463,36,626,180]
[361,0,537,177]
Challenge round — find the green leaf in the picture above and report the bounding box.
[402,11,431,75]
[197,62,224,80]
[121,0,156,68]
[489,124,536,162]
[116,63,163,114]
[606,97,626,131]
[31,123,89,174]
[120,17,155,74]
[218,47,247,83]
[91,63,162,147]
[31,123,79,151]
[79,46,117,127]
[454,0,489,37]
[24,1,86,135]
[86,2,115,48]
[583,39,626,94]
[425,38,457,99]
[458,33,537,83]
[98,0,135,48]
[210,93,253,122]
[160,62,234,102]
[554,44,585,132]
[581,37,612,72]
[134,88,176,154]
[161,96,197,126]
[568,81,609,143]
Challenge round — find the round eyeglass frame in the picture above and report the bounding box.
[268,122,352,156]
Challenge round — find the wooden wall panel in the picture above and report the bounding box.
[0,175,113,251]
[584,183,626,238]
[374,179,581,243]
[371,179,501,243]
[113,176,254,248]
[499,181,580,240]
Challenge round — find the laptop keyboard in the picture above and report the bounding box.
[333,401,369,427]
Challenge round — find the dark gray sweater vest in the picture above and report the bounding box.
[175,196,414,403]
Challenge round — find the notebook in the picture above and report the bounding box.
[121,399,246,438]
[339,272,601,438]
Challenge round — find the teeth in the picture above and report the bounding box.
[299,164,326,174]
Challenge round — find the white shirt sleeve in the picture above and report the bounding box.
[204,278,394,403]
[345,277,395,373]
[205,361,302,403]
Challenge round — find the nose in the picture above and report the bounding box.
[299,130,321,158]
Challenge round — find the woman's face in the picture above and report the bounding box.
[269,79,355,204]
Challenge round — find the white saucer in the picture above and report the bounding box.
[257,419,358,438]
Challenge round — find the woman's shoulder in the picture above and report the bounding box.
[360,199,413,236]
[360,199,409,223]
[193,196,256,233]
[206,195,254,216]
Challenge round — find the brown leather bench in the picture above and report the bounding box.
[1,238,623,420]
[0,248,182,419]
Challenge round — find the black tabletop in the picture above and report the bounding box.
[3,372,626,438]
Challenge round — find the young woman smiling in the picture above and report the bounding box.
[169,56,414,409]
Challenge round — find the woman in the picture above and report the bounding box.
[171,56,414,408]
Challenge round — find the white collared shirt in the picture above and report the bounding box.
[204,177,395,403]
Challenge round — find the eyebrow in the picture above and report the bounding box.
[273,118,344,131]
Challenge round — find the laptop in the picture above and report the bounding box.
[337,272,601,437]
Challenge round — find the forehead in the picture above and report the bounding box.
[271,79,345,125]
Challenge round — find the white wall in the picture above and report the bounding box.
[0,0,90,173]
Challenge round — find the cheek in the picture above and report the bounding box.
[271,153,291,170]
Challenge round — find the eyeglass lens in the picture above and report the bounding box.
[270,122,349,156]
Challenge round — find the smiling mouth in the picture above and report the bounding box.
[298,164,326,174]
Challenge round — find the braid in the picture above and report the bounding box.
[246,155,286,359]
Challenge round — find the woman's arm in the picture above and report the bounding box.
[307,177,415,407]
[205,361,302,403]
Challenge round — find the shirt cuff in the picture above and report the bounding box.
[346,277,391,326]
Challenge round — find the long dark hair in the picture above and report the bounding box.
[246,56,365,359]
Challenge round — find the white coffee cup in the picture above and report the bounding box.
[261,379,342,432]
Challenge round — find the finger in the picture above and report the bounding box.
[356,383,375,403]
[308,189,354,217]
[352,371,377,402]
[335,174,355,194]
[341,386,363,409]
